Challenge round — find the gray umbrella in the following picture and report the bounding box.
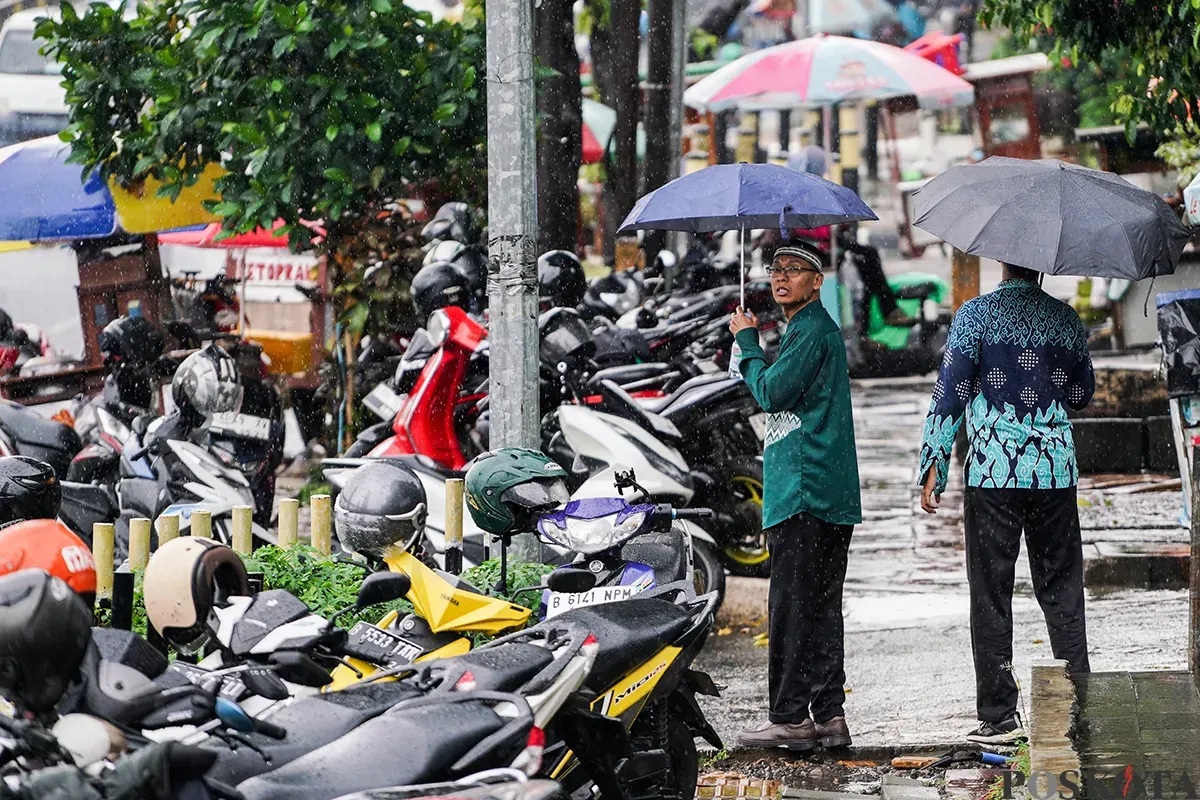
[913,157,1192,280]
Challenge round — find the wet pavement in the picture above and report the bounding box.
[696,378,1192,751]
[1074,671,1200,798]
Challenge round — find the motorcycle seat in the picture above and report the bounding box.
[415,642,553,693]
[389,454,468,482]
[0,400,82,477]
[237,700,506,800]
[206,682,425,786]
[620,531,690,586]
[595,380,682,444]
[894,282,939,301]
[639,373,728,415]
[530,598,693,691]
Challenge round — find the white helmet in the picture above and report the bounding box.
[143,537,250,654]
[423,239,466,267]
[171,343,243,422]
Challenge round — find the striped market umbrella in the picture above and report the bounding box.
[0,135,222,242]
[684,34,974,112]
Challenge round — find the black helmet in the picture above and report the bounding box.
[334,461,428,556]
[0,308,12,340]
[412,260,472,318]
[449,246,488,304]
[421,202,479,245]
[98,316,165,368]
[0,456,60,526]
[171,343,243,423]
[539,307,595,366]
[0,570,92,712]
[537,251,586,310]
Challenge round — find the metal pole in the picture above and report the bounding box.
[666,0,687,277]
[487,0,541,561]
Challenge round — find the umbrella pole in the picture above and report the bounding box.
[740,223,745,310]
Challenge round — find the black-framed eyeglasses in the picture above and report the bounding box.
[766,264,821,278]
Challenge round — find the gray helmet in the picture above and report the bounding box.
[171,343,243,421]
[335,461,428,556]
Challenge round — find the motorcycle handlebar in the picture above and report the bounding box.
[672,508,714,521]
[253,718,287,740]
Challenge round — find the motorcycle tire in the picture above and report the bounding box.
[722,457,770,578]
[667,717,699,800]
[691,538,726,610]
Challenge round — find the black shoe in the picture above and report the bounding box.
[965,716,1026,744]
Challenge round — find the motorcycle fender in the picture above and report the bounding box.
[669,684,724,751]
[679,520,716,546]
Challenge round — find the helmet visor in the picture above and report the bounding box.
[500,479,569,511]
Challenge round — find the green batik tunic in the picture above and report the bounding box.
[735,302,862,529]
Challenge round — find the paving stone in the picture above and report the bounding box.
[1133,713,1200,731]
[780,789,862,800]
[879,775,938,800]
[1075,673,1136,708]
[1139,727,1200,744]
[944,769,1005,800]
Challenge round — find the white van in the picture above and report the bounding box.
[0,9,67,147]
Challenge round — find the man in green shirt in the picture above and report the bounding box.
[729,241,862,751]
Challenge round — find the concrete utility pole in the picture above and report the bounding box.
[642,0,677,258]
[487,0,541,558]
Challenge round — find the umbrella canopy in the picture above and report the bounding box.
[582,98,616,165]
[0,136,221,241]
[809,0,897,35]
[617,162,876,234]
[913,157,1192,280]
[684,34,974,112]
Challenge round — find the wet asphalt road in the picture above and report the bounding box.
[695,379,1191,749]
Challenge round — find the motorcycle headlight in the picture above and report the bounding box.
[539,510,647,554]
[427,310,450,348]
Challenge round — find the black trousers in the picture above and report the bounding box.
[767,513,854,725]
[964,487,1090,724]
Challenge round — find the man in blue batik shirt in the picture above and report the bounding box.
[918,263,1095,745]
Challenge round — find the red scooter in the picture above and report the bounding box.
[356,306,487,469]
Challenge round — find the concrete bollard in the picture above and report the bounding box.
[444,478,464,575]
[156,514,180,545]
[277,498,299,548]
[93,522,115,600]
[232,505,254,555]
[310,494,332,556]
[191,510,213,540]
[128,518,152,571]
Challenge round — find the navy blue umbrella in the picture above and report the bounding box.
[617,163,877,304]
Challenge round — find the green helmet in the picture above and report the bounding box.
[464,448,570,535]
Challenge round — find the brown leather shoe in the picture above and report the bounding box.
[815,716,852,748]
[735,720,818,751]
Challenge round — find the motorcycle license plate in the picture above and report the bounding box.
[748,413,767,441]
[365,383,406,421]
[344,621,425,667]
[210,412,271,441]
[545,585,644,619]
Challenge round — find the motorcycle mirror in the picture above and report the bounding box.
[546,568,598,594]
[355,571,412,609]
[268,652,334,688]
[242,666,290,701]
[214,697,255,734]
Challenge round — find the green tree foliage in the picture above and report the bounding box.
[981,0,1200,140]
[38,0,487,340]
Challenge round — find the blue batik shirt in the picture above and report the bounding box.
[918,279,1095,495]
